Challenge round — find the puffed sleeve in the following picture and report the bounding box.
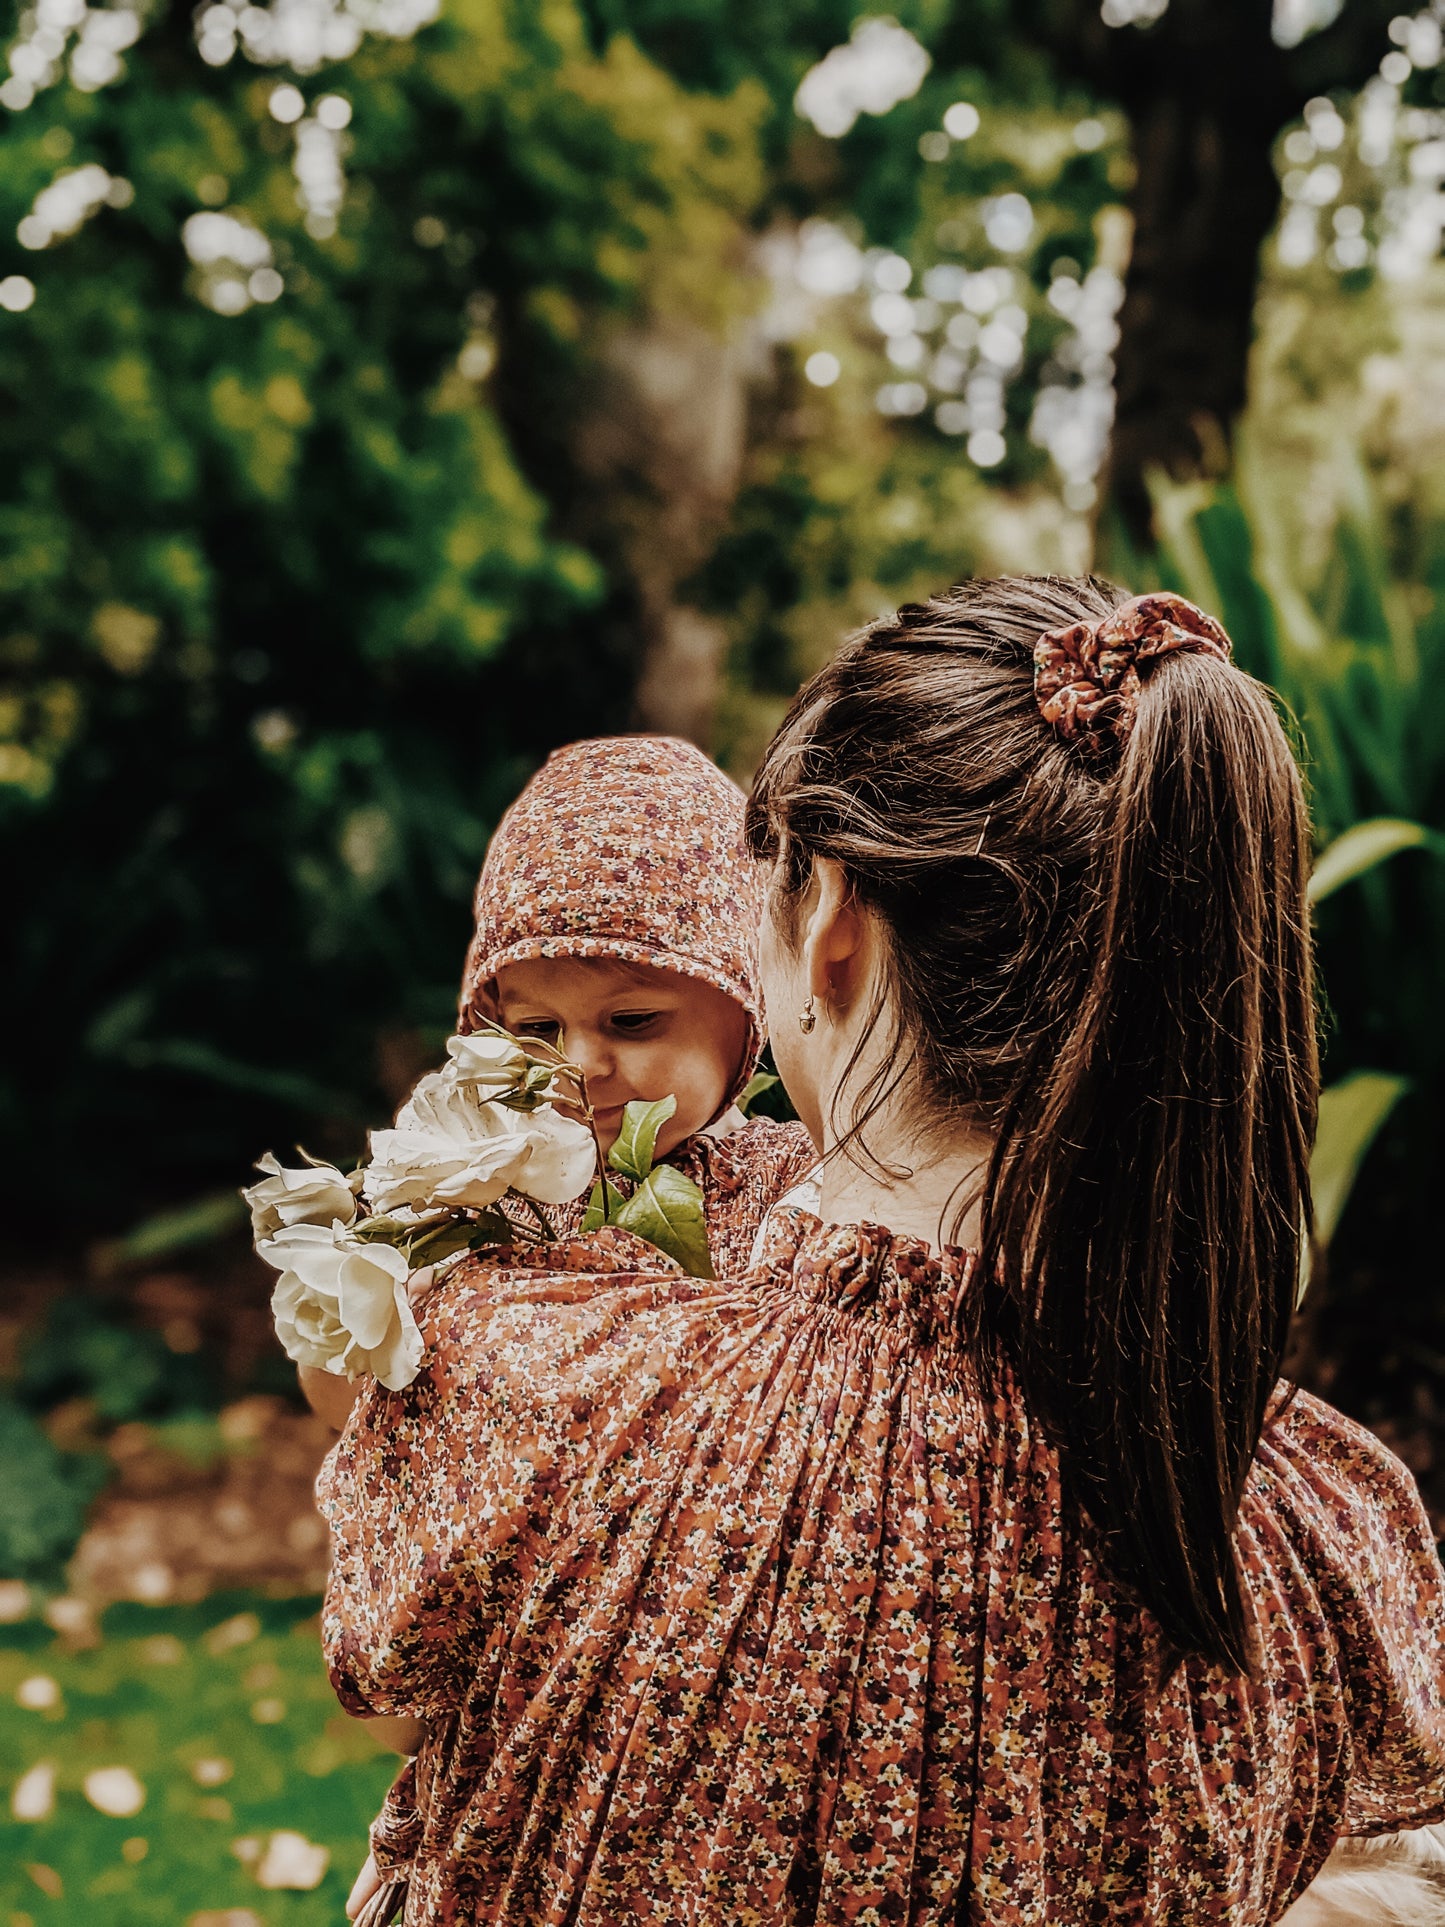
[317,1229,698,1719]
[1255,1392,1445,1838]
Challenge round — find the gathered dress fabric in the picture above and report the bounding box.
[319,1212,1445,1925]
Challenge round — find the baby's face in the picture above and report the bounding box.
[493,957,750,1160]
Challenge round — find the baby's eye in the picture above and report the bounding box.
[610,1010,662,1034]
[515,1019,561,1041]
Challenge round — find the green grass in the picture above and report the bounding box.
[1,1593,397,1927]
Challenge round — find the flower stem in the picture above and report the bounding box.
[575,1068,616,1224]
[514,1193,556,1241]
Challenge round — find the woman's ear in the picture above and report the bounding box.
[799,858,870,1011]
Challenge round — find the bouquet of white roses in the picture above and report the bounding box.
[248,1025,708,1392]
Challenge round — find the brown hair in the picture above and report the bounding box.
[745,574,1317,1673]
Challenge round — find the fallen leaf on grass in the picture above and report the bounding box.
[84,1765,146,1816]
[12,1762,56,1821]
[255,1828,330,1889]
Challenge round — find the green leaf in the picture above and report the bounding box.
[738,1070,779,1115]
[351,1212,433,1244]
[1308,817,1432,905]
[495,1065,561,1112]
[0,1396,108,1582]
[613,1164,713,1278]
[465,1207,516,1248]
[405,1217,482,1266]
[581,1181,606,1234]
[1311,1071,1409,1251]
[608,1094,677,1181]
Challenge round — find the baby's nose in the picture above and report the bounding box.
[564,1029,616,1088]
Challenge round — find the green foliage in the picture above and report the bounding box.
[737,1069,779,1114]
[578,1093,710,1273]
[93,1193,250,1275]
[0,1399,108,1582]
[1308,817,1437,905]
[1146,449,1445,1256]
[0,0,768,1219]
[17,1298,217,1421]
[604,1163,714,1278]
[1312,1071,1411,1253]
[0,1595,396,1924]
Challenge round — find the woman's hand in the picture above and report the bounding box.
[346,1851,383,1921]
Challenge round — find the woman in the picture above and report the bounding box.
[322,577,1445,1925]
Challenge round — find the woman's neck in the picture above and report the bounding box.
[817,1114,995,1254]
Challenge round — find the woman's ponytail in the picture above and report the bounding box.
[982,649,1317,1673]
[747,575,1318,1674]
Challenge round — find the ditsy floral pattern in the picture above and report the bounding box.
[458,736,765,1106]
[1034,591,1233,753]
[361,1113,816,1885]
[320,1211,1445,1926]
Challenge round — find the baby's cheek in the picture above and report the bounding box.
[650,1047,727,1148]
[687,1043,738,1128]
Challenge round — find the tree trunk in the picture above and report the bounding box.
[1107,85,1284,535]
[569,320,749,746]
[1014,0,1403,540]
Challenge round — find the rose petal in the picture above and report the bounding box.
[336,1241,409,1350]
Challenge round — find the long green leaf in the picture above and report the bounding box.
[1311,1071,1409,1251]
[580,1181,606,1234]
[92,1191,248,1274]
[609,1095,676,1181]
[738,1070,779,1115]
[1308,817,1431,905]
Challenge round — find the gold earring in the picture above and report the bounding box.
[799,995,817,1034]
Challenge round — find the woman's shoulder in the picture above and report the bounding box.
[1258,1386,1435,1523]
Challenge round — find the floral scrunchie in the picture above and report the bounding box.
[1033,591,1233,754]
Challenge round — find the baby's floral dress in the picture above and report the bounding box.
[320,1211,1445,1925]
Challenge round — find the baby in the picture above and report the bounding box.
[453,732,815,1271]
[327,734,814,1921]
[301,734,813,1449]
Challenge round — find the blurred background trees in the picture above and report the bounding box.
[2,0,1443,1383]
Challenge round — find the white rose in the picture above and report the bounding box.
[364,1071,593,1213]
[444,1030,530,1094]
[244,1152,357,1241]
[514,1101,601,1203]
[265,1223,422,1390]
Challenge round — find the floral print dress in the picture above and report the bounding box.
[320,1212,1445,1925]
